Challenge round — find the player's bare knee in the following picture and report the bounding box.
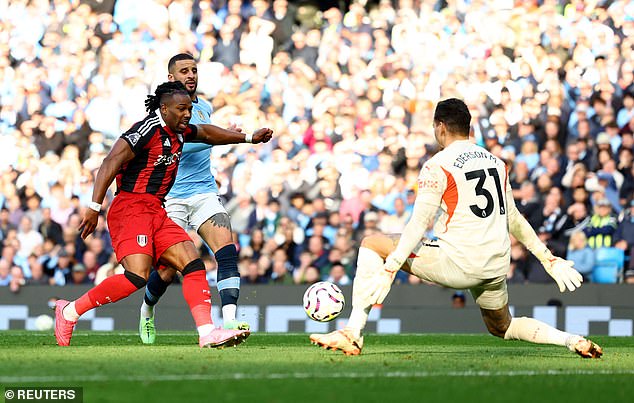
[199,214,233,249]
[157,268,176,283]
[360,234,394,259]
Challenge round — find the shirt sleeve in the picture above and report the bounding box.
[120,128,152,155]
[184,124,198,142]
[416,161,447,208]
[391,161,446,262]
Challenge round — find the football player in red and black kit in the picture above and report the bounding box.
[54,81,272,347]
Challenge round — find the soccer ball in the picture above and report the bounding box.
[303,281,345,322]
[35,314,54,331]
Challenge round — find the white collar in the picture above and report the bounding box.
[155,109,167,127]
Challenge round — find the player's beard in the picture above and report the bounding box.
[185,81,197,96]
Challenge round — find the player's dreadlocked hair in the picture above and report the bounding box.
[144,81,189,113]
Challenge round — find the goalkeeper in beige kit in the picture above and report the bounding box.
[310,98,602,358]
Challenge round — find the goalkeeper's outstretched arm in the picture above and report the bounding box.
[506,184,583,292]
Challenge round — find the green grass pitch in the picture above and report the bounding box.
[1,332,633,403]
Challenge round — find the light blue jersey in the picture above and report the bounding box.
[168,97,218,198]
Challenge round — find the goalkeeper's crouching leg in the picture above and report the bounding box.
[346,246,388,335]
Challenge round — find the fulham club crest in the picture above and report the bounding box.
[137,235,148,247]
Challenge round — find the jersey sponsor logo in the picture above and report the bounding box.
[137,235,148,247]
[154,152,181,166]
[126,132,141,146]
[164,138,171,147]
[419,178,439,190]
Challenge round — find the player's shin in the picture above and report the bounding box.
[347,247,385,338]
[181,259,214,336]
[215,244,240,322]
[66,271,147,321]
[503,316,570,346]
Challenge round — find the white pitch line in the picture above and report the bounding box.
[1,369,633,383]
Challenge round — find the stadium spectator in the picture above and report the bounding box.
[566,231,595,281]
[0,259,11,286]
[8,265,24,293]
[69,263,91,285]
[38,208,64,247]
[45,249,74,286]
[25,253,49,285]
[452,292,466,309]
[303,234,329,273]
[269,248,293,285]
[537,187,575,257]
[584,198,618,248]
[325,261,351,286]
[16,216,43,262]
[241,258,267,284]
[614,200,634,264]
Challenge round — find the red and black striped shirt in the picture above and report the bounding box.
[116,111,198,201]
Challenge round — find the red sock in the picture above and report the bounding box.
[182,270,213,328]
[75,274,140,316]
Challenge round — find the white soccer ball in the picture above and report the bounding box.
[35,314,54,331]
[303,281,345,322]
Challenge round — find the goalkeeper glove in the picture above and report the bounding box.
[542,257,583,292]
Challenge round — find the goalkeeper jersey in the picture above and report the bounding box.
[416,140,511,279]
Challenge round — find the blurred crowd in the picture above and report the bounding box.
[1,0,634,293]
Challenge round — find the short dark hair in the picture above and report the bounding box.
[144,81,189,112]
[168,53,196,73]
[433,98,471,136]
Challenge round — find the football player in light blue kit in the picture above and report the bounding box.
[139,53,255,343]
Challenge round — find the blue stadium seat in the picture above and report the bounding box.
[592,265,619,283]
[592,248,626,283]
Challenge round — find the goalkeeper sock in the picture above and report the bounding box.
[504,316,570,346]
[347,247,384,337]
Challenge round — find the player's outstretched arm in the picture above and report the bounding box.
[506,189,583,292]
[365,163,443,304]
[385,163,445,272]
[79,139,135,239]
[182,123,243,154]
[193,124,273,145]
